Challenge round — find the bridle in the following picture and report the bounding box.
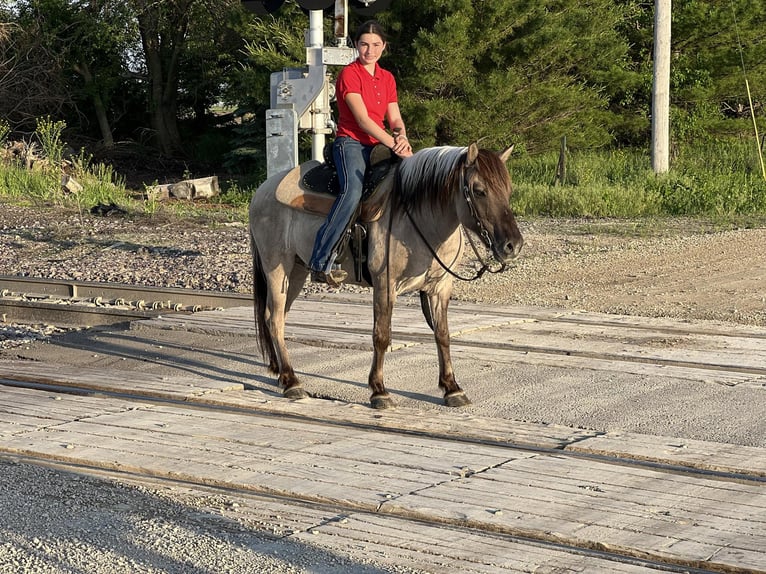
[403,161,508,282]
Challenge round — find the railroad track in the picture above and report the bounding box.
[1,372,757,574]
[1,283,765,571]
[0,275,252,326]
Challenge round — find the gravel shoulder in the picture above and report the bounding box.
[2,202,765,326]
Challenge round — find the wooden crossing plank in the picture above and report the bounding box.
[467,321,766,371]
[0,360,597,451]
[114,478,660,573]
[528,307,766,338]
[133,302,531,352]
[3,364,765,476]
[383,458,766,572]
[568,431,766,477]
[0,360,244,398]
[450,345,766,387]
[0,386,136,437]
[132,304,766,389]
[1,397,764,573]
[289,512,662,573]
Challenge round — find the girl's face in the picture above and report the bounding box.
[356,32,385,66]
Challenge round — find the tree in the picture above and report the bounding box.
[381,0,637,153]
[0,20,72,132]
[670,0,766,137]
[129,0,195,156]
[13,0,137,148]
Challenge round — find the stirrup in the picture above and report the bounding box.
[311,268,347,288]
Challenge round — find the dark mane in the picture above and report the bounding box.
[393,146,511,214]
[393,146,466,214]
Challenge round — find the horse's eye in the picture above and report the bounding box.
[472,186,487,198]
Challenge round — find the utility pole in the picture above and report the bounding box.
[652,0,671,174]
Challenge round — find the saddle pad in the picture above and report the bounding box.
[274,160,394,222]
[274,160,334,216]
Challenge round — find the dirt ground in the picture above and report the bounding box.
[0,203,765,327]
[453,217,766,327]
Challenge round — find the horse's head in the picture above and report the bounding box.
[457,143,524,264]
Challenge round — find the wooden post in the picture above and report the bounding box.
[555,136,567,186]
[652,0,671,174]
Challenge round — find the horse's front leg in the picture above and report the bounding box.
[425,291,471,407]
[368,289,396,409]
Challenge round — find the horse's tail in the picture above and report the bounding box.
[249,230,273,363]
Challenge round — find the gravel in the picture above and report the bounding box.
[2,202,765,326]
[0,460,425,574]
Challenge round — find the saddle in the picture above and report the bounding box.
[274,144,399,285]
[274,143,398,223]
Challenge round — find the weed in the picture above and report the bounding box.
[36,116,67,167]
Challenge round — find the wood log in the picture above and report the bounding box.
[146,176,220,201]
[190,175,220,198]
[61,174,83,194]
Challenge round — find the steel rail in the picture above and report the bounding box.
[0,275,251,308]
[0,275,253,326]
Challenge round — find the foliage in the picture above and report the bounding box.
[381,0,636,152]
[511,139,766,217]
[36,116,67,165]
[0,21,72,130]
[0,120,10,147]
[224,2,308,173]
[3,0,766,221]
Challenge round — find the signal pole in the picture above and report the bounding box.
[652,0,671,174]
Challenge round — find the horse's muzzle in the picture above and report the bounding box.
[495,233,524,263]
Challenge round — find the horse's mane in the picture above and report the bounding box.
[394,145,511,214]
[394,146,466,214]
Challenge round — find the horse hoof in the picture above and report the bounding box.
[283,386,308,400]
[444,392,471,407]
[370,394,395,410]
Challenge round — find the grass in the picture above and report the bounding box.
[2,121,766,227]
[511,138,766,220]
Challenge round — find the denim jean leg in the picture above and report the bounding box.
[310,137,370,272]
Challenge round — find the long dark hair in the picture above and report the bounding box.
[353,20,387,44]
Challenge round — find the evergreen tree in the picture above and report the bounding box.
[670,0,766,139]
[379,0,637,153]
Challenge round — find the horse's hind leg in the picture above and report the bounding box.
[424,291,471,407]
[265,269,308,400]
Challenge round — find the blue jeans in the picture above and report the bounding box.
[310,136,372,272]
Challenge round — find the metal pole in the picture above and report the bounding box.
[309,10,325,162]
[334,0,348,44]
[652,0,671,174]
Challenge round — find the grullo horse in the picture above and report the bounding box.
[249,142,523,409]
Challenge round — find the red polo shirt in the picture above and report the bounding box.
[335,60,398,146]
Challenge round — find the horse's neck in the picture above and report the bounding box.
[394,201,461,242]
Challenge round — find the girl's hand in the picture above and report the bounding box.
[392,133,413,158]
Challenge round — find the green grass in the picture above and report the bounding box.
[511,139,766,219]
[2,128,766,225]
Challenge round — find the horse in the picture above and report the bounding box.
[248,142,524,409]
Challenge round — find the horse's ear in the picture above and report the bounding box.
[500,144,515,164]
[467,142,480,165]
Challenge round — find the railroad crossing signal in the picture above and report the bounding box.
[242,0,391,15]
[241,0,284,14]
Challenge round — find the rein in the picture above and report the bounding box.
[403,160,507,282]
